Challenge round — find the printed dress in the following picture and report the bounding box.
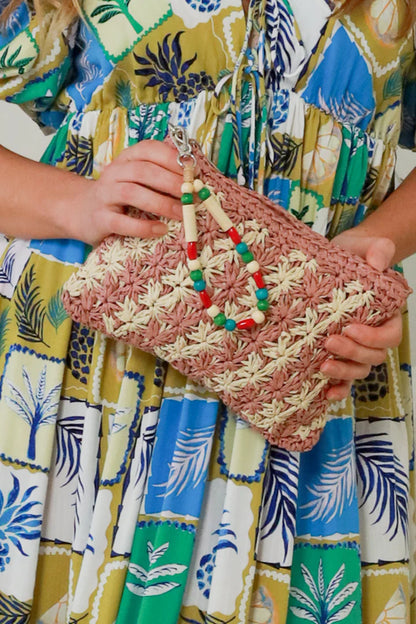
[0,0,415,622]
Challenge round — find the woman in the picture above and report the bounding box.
[0,0,414,621]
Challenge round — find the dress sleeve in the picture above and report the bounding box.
[0,1,78,131]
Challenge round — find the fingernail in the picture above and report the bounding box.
[151,223,168,236]
[344,325,359,339]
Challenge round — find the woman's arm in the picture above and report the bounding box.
[335,167,416,265]
[0,140,183,245]
[322,167,416,400]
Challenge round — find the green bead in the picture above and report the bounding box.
[181,193,194,204]
[213,313,227,326]
[241,251,254,263]
[190,269,203,282]
[257,300,270,311]
[198,187,211,200]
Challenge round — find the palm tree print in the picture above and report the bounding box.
[0,474,42,572]
[134,32,214,102]
[290,560,358,623]
[6,366,61,461]
[89,0,141,31]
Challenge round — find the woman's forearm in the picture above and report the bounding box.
[353,167,416,264]
[0,144,91,240]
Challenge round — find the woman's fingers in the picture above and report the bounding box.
[321,358,372,381]
[326,381,353,401]
[107,181,182,220]
[103,211,169,239]
[324,334,387,366]
[109,159,183,199]
[117,139,183,175]
[342,312,402,349]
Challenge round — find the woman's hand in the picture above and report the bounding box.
[320,230,403,401]
[72,139,184,247]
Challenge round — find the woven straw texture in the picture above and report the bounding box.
[62,147,411,451]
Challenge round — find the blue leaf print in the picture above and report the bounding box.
[56,414,84,486]
[0,244,15,285]
[301,441,355,523]
[0,475,42,571]
[259,447,298,558]
[356,433,408,540]
[133,31,213,102]
[0,592,31,623]
[158,425,215,497]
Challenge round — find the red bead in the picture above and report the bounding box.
[199,290,212,308]
[187,242,197,260]
[236,318,256,330]
[227,227,241,244]
[253,271,265,288]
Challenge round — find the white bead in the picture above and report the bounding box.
[188,259,201,271]
[193,179,204,192]
[252,310,265,324]
[207,305,221,318]
[247,260,260,274]
[181,182,194,194]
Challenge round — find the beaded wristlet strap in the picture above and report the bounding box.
[170,125,269,332]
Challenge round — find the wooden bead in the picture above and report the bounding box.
[182,204,198,242]
[252,310,265,324]
[181,182,194,194]
[193,179,204,192]
[203,195,234,231]
[236,318,255,330]
[187,242,197,260]
[227,227,241,244]
[247,261,260,274]
[199,290,212,308]
[188,259,201,271]
[253,271,265,288]
[207,305,220,318]
[257,300,269,311]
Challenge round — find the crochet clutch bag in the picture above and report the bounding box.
[62,127,411,451]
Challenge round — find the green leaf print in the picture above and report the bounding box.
[289,561,358,623]
[14,265,48,345]
[90,0,141,30]
[46,288,68,331]
[0,309,10,357]
[0,44,35,75]
[115,79,134,109]
[270,134,301,176]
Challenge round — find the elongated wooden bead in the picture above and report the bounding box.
[182,204,198,242]
[253,271,265,288]
[227,227,241,244]
[236,318,255,330]
[202,195,234,231]
[199,290,212,308]
[187,242,197,260]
